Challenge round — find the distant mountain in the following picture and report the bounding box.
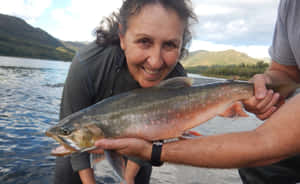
[0,13,87,61]
[182,49,260,66]
[62,41,89,52]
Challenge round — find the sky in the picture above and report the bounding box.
[0,0,280,59]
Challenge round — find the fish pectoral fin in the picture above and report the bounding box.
[104,150,126,183]
[219,102,248,118]
[180,130,203,140]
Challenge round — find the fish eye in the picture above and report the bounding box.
[60,127,72,136]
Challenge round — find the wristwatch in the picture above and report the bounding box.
[150,141,164,166]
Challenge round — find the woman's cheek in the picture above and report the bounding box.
[164,51,180,66]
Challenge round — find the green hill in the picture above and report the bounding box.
[182,49,260,67]
[62,41,88,52]
[0,13,87,61]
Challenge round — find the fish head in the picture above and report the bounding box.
[46,117,105,156]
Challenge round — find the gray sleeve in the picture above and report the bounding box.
[59,54,94,171]
[60,55,94,120]
[70,152,91,172]
[269,0,297,66]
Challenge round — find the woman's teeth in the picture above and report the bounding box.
[144,68,159,74]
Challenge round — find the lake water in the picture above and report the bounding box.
[0,56,264,184]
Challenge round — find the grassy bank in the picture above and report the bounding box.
[184,61,269,81]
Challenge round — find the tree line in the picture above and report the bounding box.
[185,61,269,80]
[0,34,75,61]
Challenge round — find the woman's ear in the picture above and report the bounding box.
[119,24,125,50]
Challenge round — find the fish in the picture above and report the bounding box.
[45,77,300,179]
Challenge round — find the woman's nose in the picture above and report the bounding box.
[147,46,164,69]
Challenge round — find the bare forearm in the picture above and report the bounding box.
[79,168,96,184]
[265,61,300,84]
[160,131,275,168]
[124,160,140,184]
[265,70,298,84]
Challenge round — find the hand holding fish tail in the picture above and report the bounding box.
[243,74,282,120]
[92,138,152,161]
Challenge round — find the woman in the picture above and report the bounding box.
[54,0,197,184]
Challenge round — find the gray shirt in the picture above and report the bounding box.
[269,0,300,69]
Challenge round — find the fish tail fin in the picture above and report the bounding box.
[104,150,126,183]
[219,101,248,118]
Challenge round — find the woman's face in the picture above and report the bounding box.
[119,4,185,88]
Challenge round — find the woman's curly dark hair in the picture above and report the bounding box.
[95,0,197,60]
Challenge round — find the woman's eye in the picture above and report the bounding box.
[137,38,152,47]
[140,38,149,43]
[164,42,178,50]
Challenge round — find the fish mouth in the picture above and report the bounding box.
[45,131,79,155]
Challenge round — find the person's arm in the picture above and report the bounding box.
[123,160,140,184]
[264,61,300,83]
[244,61,300,120]
[93,94,300,168]
[79,168,96,184]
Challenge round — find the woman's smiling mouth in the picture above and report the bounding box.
[142,66,162,80]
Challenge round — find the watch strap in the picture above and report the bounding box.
[150,141,164,166]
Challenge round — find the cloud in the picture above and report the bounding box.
[48,0,123,41]
[0,0,52,24]
[195,5,236,16]
[192,0,280,46]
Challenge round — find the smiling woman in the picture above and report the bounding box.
[118,5,185,87]
[53,0,197,184]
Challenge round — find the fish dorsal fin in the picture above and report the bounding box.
[156,77,193,89]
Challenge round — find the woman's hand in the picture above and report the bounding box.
[91,138,152,160]
[243,74,282,120]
